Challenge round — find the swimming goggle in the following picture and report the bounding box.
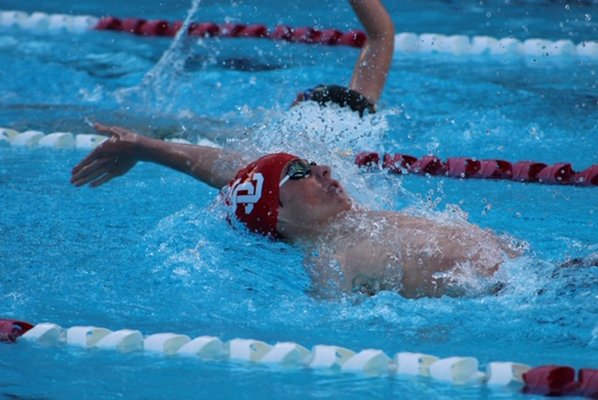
[279,160,316,187]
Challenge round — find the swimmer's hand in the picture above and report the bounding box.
[70,123,139,188]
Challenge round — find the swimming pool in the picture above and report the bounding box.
[1,0,597,398]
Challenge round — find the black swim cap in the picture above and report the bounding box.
[300,85,376,117]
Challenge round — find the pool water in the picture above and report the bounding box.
[1,0,597,399]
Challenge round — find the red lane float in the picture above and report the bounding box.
[0,319,33,343]
[523,365,598,398]
[355,152,598,186]
[93,16,366,47]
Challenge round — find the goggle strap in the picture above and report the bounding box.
[279,175,291,187]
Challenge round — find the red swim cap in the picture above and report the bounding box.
[226,153,299,237]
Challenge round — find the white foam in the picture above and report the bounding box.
[166,138,192,145]
[196,138,221,148]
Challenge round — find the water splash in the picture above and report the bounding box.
[115,0,203,114]
[231,103,417,210]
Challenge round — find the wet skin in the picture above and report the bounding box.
[276,162,517,298]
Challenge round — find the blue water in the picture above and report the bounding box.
[1,0,597,399]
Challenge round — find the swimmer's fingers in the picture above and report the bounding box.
[71,158,112,187]
[72,125,136,176]
[89,172,116,188]
[93,122,114,137]
[93,123,137,140]
[74,169,114,188]
[72,123,138,187]
[71,144,109,176]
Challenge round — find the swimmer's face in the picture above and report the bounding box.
[277,159,352,229]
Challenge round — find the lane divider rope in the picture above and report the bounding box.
[1,10,597,58]
[2,128,595,187]
[1,319,596,398]
[0,127,218,150]
[355,151,598,187]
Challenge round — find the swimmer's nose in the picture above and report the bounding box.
[312,165,331,180]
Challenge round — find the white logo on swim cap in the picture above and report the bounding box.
[229,173,264,215]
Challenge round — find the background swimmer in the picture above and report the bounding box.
[293,0,394,116]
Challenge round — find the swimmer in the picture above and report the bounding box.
[293,0,394,116]
[71,123,520,299]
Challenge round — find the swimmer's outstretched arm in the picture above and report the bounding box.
[71,123,249,189]
[349,0,395,104]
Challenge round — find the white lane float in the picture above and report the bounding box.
[227,338,272,362]
[428,356,481,384]
[10,130,44,148]
[308,344,355,369]
[0,127,19,147]
[96,329,144,352]
[21,322,65,345]
[394,352,439,376]
[144,333,191,355]
[341,349,392,376]
[66,325,111,348]
[177,336,225,358]
[486,361,532,386]
[38,132,75,149]
[0,128,221,151]
[260,342,311,366]
[6,318,569,398]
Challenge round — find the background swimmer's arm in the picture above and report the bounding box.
[71,123,248,190]
[349,0,395,104]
